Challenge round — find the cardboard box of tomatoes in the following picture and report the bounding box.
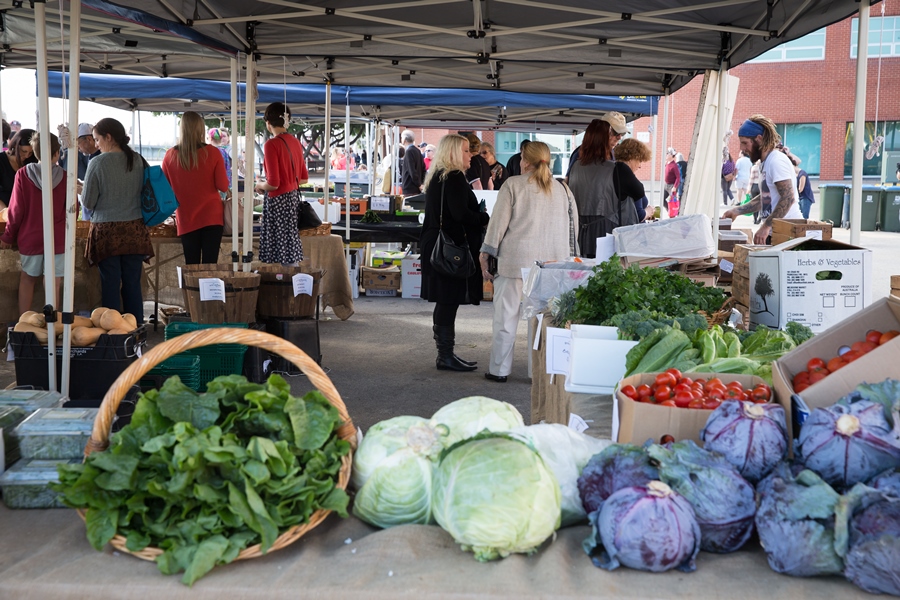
[773,295,900,446]
[613,370,771,446]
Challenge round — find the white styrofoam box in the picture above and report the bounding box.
[613,214,715,259]
[310,200,342,223]
[348,267,359,299]
[401,254,422,299]
[749,237,872,333]
[565,324,639,395]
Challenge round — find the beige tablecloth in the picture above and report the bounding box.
[0,505,869,599]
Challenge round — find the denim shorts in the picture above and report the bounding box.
[20,253,66,278]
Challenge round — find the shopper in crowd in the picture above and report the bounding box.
[566,112,631,258]
[0,129,38,210]
[58,123,102,221]
[480,141,577,383]
[791,153,816,220]
[0,133,67,317]
[663,147,680,210]
[423,144,436,171]
[162,112,230,265]
[401,130,425,196]
[676,152,688,198]
[2,120,10,149]
[9,120,21,136]
[419,134,490,372]
[207,127,232,186]
[734,149,752,205]
[507,139,530,177]
[81,118,152,323]
[255,102,307,266]
[479,141,509,190]
[330,147,353,171]
[614,138,653,222]
[724,114,802,244]
[464,133,492,190]
[749,160,762,224]
[721,149,736,205]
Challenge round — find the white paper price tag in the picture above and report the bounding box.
[568,413,589,433]
[545,327,571,375]
[198,278,226,302]
[719,259,734,274]
[292,273,314,297]
[176,266,183,289]
[804,229,823,240]
[370,196,391,211]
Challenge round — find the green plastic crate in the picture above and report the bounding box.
[163,323,248,391]
[141,355,202,391]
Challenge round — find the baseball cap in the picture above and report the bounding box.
[77,123,94,138]
[600,111,628,135]
[666,147,677,156]
[418,142,427,148]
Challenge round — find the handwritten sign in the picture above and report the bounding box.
[719,259,734,274]
[292,273,314,297]
[804,229,823,240]
[568,413,589,433]
[198,278,226,302]
[176,266,183,289]
[545,327,571,375]
[369,196,391,211]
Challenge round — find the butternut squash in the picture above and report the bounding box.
[72,315,94,329]
[14,322,49,344]
[99,309,129,332]
[91,307,109,328]
[107,328,132,335]
[71,326,106,347]
[122,313,137,330]
[19,311,45,328]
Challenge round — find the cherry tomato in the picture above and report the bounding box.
[678,377,693,387]
[673,383,693,395]
[809,370,829,385]
[842,350,862,363]
[793,371,810,387]
[655,372,677,388]
[660,434,675,445]
[658,400,677,407]
[851,341,877,355]
[880,330,900,345]
[866,330,884,345]
[702,399,722,410]
[692,378,707,388]
[751,386,770,403]
[654,385,674,403]
[636,384,652,399]
[807,357,826,371]
[827,356,846,373]
[674,391,694,408]
[707,388,727,401]
[704,378,724,392]
[620,384,638,399]
[665,368,682,381]
[724,387,744,400]
[726,381,745,391]
[795,382,810,393]
[754,382,771,396]
[687,398,705,409]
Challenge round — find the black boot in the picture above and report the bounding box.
[434,325,477,371]
[433,325,477,367]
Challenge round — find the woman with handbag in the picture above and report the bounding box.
[721,150,736,205]
[162,112,229,264]
[255,102,308,265]
[420,134,490,372]
[81,118,152,323]
[479,141,578,383]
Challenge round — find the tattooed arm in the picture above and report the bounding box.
[722,195,761,221]
[753,179,797,243]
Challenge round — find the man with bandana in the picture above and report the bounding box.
[723,114,802,244]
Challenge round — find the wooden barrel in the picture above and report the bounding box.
[180,263,233,310]
[183,271,260,324]
[256,265,325,319]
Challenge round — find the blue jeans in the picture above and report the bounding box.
[98,254,145,322]
[799,198,813,220]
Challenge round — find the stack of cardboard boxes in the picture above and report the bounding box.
[892,275,900,298]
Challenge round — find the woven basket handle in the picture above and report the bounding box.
[85,328,356,456]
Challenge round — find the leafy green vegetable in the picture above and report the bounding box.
[53,375,349,586]
[602,309,708,341]
[785,321,814,345]
[624,328,692,377]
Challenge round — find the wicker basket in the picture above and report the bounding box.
[299,221,332,237]
[700,297,736,329]
[80,327,356,562]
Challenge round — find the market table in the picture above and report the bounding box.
[331,220,423,244]
[0,505,869,599]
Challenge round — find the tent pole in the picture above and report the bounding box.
[345,91,351,243]
[849,5,869,247]
[230,57,238,270]
[34,2,57,391]
[659,88,670,212]
[649,113,658,208]
[61,0,82,398]
[324,81,331,217]
[243,53,256,272]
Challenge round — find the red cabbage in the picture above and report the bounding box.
[835,484,900,595]
[700,400,788,483]
[868,467,900,497]
[797,400,900,491]
[577,443,658,516]
[647,440,756,553]
[584,481,700,572]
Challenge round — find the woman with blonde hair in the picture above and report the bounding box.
[162,111,229,264]
[479,141,578,382]
[420,134,490,372]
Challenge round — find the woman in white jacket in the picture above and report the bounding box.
[478,141,578,382]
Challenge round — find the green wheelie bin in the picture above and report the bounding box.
[882,185,900,233]
[818,183,846,225]
[860,185,881,231]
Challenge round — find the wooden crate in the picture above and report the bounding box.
[771,219,832,242]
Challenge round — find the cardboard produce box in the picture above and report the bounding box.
[361,266,401,291]
[732,244,769,279]
[614,372,769,445]
[770,219,833,247]
[892,274,900,297]
[401,254,422,299]
[371,250,407,268]
[731,272,750,307]
[749,237,872,332]
[772,295,900,446]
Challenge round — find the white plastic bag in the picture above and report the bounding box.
[613,214,715,259]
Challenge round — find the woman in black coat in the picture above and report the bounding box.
[420,134,490,372]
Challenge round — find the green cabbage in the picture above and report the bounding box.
[430,396,524,446]
[351,416,445,528]
[432,435,561,561]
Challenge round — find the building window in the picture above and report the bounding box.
[776,123,822,177]
[851,16,900,58]
[751,28,826,62]
[844,120,900,178]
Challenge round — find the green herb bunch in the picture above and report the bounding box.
[566,256,726,325]
[53,375,350,585]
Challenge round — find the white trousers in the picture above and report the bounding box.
[489,275,524,377]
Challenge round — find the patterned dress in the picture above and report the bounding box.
[259,189,303,264]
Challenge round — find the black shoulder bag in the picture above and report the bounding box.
[430,179,476,279]
[277,136,322,230]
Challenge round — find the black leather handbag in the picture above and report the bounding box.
[277,136,323,230]
[430,181,476,279]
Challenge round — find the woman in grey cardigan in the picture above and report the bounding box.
[479,141,578,382]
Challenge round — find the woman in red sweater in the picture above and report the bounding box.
[0,132,67,316]
[162,111,229,264]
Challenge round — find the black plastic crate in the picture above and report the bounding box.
[243,323,270,384]
[10,327,146,401]
[263,318,321,375]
